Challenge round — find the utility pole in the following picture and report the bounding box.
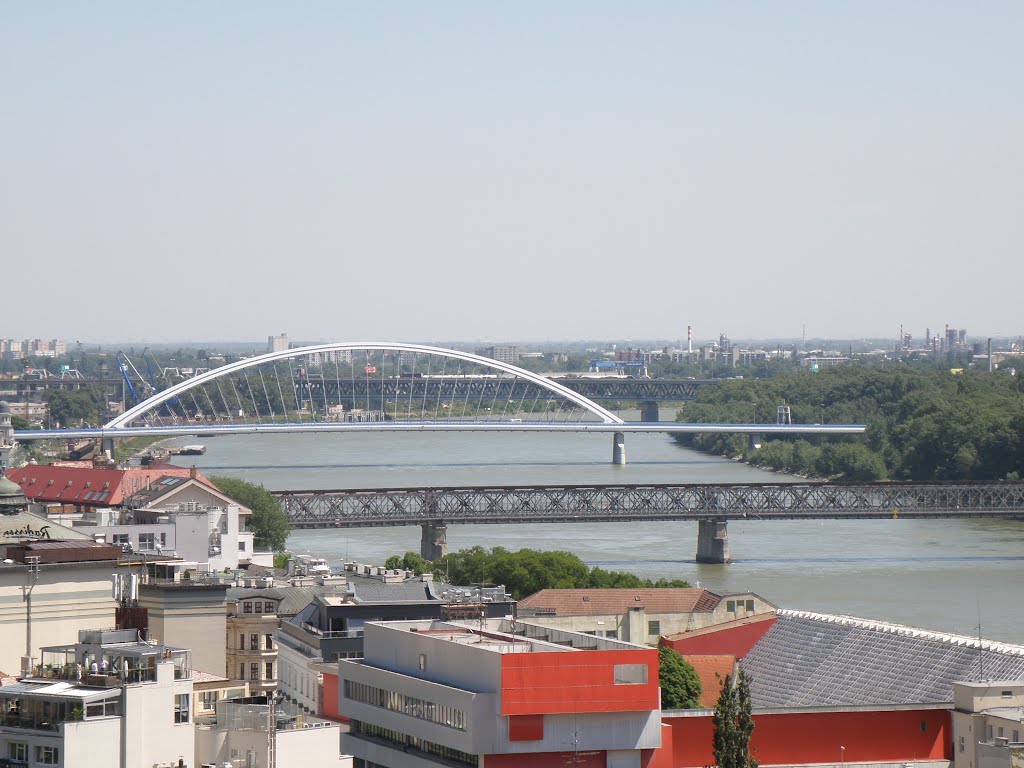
[23,556,41,677]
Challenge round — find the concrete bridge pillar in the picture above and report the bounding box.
[748,433,764,453]
[612,432,626,465]
[420,521,448,561]
[101,436,115,459]
[639,400,659,422]
[696,519,730,564]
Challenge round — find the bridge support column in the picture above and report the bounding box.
[101,436,115,459]
[639,400,659,422]
[420,522,448,561]
[748,433,764,453]
[696,519,730,564]
[612,432,626,465]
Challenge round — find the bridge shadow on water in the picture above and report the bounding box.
[589,554,1024,567]
[191,459,726,471]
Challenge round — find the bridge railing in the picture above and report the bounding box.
[274,481,1024,528]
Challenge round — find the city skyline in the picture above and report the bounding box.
[2,2,1022,342]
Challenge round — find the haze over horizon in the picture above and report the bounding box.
[3,3,1022,343]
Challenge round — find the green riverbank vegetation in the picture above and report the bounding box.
[673,364,1024,482]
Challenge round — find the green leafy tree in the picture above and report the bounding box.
[210,476,290,552]
[414,546,689,598]
[712,671,757,768]
[658,645,702,709]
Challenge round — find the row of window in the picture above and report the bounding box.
[344,680,466,731]
[237,633,275,651]
[351,719,477,767]
[9,743,59,765]
[726,599,757,613]
[239,662,275,682]
[242,600,277,614]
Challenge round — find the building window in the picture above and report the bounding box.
[606,629,618,640]
[239,633,245,650]
[254,601,262,613]
[9,743,28,762]
[959,736,965,753]
[988,725,994,739]
[266,662,274,680]
[139,532,155,550]
[726,600,736,612]
[174,693,190,724]
[251,663,259,681]
[35,746,59,765]
[202,691,218,711]
[613,663,649,685]
[265,634,274,650]
[240,663,246,679]
[648,620,661,636]
[999,727,1004,738]
[745,599,755,611]
[250,634,259,651]
[1013,731,1019,743]
[239,541,247,551]
[418,654,427,671]
[111,533,129,545]
[243,602,252,614]
[159,532,167,547]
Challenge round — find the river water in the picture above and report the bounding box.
[170,423,1024,643]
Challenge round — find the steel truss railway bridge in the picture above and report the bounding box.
[10,342,863,466]
[274,481,1024,563]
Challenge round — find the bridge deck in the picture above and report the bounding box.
[274,481,1024,528]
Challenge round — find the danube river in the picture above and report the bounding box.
[171,425,1024,643]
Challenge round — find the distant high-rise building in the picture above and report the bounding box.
[268,333,290,353]
[479,345,519,365]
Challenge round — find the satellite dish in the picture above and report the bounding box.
[155,543,163,554]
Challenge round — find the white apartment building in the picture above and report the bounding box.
[0,629,194,768]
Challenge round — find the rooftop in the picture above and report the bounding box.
[742,610,1024,708]
[518,587,722,616]
[5,463,217,508]
[370,618,649,654]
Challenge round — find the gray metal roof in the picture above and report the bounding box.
[742,610,1024,708]
[227,586,323,617]
[347,575,438,603]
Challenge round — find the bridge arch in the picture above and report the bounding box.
[105,342,625,429]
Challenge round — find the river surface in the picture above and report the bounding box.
[167,422,1024,643]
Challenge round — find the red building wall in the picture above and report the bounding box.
[663,617,777,658]
[667,708,950,767]
[322,671,342,722]
[501,649,660,715]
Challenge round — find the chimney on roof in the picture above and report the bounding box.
[189,466,197,480]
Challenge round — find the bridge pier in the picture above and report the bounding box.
[420,522,448,561]
[612,432,626,465]
[696,519,730,564]
[639,400,659,422]
[101,436,115,459]
[748,433,764,453]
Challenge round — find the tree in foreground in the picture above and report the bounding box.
[658,645,702,709]
[712,670,757,768]
[211,476,290,552]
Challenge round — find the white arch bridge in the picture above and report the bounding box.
[14,342,864,463]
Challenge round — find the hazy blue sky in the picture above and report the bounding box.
[2,2,1021,344]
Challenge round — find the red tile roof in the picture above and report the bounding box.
[518,588,722,616]
[680,654,735,707]
[5,464,216,507]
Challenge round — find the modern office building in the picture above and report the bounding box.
[338,618,664,768]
